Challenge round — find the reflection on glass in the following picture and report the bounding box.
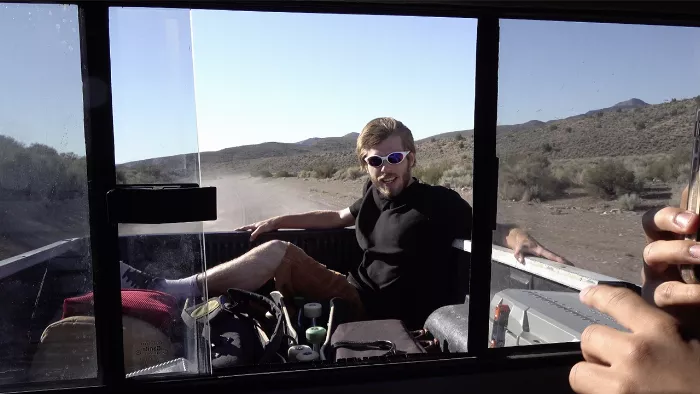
[109,7,211,377]
[492,19,700,347]
[0,3,96,384]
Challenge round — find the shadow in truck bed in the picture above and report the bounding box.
[0,227,631,384]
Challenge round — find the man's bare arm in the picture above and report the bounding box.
[273,208,355,230]
[236,208,355,241]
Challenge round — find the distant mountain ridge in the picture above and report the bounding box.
[119,96,700,176]
[584,98,649,116]
[297,132,359,146]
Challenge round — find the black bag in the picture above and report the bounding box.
[182,288,285,368]
[328,319,427,361]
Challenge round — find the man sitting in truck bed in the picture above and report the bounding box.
[121,117,570,328]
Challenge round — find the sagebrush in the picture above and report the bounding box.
[0,136,87,200]
[498,154,566,202]
[582,160,643,199]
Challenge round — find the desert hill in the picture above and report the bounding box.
[119,96,699,179]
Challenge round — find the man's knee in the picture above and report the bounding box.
[245,239,291,268]
[258,239,290,250]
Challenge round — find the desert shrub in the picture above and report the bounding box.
[334,167,365,181]
[250,169,272,178]
[312,162,336,179]
[541,143,553,153]
[669,146,692,168]
[618,193,642,211]
[549,124,558,131]
[642,149,692,183]
[550,164,581,188]
[616,108,622,113]
[634,121,646,130]
[430,137,437,143]
[596,111,604,118]
[695,96,700,106]
[671,98,678,103]
[458,141,465,149]
[498,154,565,202]
[274,170,294,178]
[413,162,453,185]
[565,127,572,133]
[297,170,314,178]
[0,137,88,200]
[455,134,465,141]
[439,163,472,189]
[583,160,642,199]
[671,108,679,116]
[645,158,677,182]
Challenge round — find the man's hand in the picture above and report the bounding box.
[496,224,573,266]
[513,232,573,266]
[235,217,279,242]
[570,284,700,394]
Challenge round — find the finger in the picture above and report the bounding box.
[580,324,629,366]
[235,224,255,231]
[534,246,567,264]
[654,281,700,307]
[569,362,617,394]
[642,206,698,242]
[643,239,700,274]
[250,226,264,242]
[513,247,525,264]
[580,285,676,333]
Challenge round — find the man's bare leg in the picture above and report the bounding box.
[120,239,365,319]
[195,239,289,295]
[120,240,290,299]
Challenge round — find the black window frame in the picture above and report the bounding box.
[3,1,700,393]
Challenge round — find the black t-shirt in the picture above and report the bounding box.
[346,177,473,328]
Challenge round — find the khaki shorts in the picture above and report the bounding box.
[273,243,366,321]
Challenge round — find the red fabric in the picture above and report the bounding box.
[62,289,178,333]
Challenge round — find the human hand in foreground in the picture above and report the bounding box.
[569,284,700,394]
[641,186,700,330]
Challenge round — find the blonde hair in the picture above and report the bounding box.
[356,117,416,169]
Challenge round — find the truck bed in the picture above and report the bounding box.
[0,228,638,384]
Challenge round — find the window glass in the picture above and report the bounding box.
[493,19,700,347]
[0,3,96,384]
[110,7,211,378]
[111,7,480,373]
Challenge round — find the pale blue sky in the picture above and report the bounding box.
[1,4,700,164]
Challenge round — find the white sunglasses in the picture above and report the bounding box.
[364,151,410,167]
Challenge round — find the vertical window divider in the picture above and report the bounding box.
[467,15,500,357]
[78,3,126,386]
